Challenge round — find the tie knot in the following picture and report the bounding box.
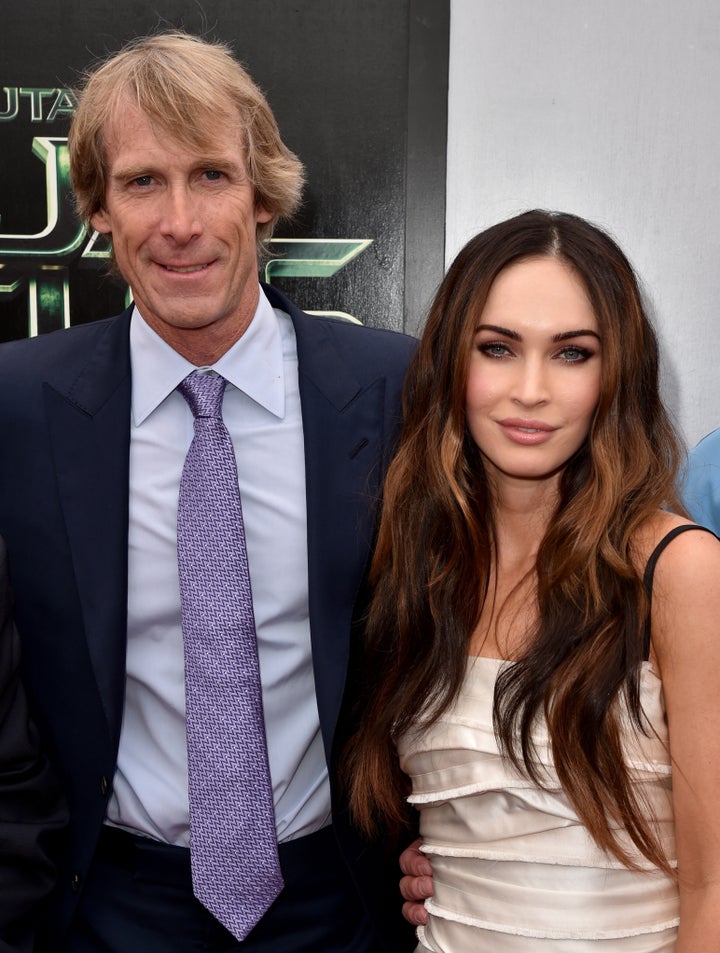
[178,373,227,419]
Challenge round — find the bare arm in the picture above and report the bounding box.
[651,526,720,951]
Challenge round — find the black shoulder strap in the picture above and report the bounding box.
[642,523,717,659]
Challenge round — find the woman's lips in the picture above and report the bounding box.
[497,418,557,445]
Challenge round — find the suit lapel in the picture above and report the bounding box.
[44,312,132,741]
[268,288,389,754]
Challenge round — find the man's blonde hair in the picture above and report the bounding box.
[68,31,305,254]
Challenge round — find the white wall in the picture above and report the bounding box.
[446,0,720,448]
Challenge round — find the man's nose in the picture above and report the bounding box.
[159,186,202,242]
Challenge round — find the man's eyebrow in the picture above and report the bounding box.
[110,156,243,177]
[197,155,241,169]
[110,165,152,180]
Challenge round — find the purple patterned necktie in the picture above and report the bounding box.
[176,371,283,940]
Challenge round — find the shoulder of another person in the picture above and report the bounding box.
[690,426,720,460]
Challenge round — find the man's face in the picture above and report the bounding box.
[90,101,272,363]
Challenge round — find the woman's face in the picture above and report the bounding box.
[465,256,602,492]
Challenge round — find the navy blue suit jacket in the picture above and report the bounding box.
[0,283,416,949]
[0,537,67,951]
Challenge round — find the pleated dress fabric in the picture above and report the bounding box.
[398,657,679,952]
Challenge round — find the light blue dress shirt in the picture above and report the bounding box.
[683,427,720,536]
[106,287,331,846]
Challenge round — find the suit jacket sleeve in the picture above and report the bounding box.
[0,538,68,952]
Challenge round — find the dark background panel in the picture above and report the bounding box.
[0,0,448,339]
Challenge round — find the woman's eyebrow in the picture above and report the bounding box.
[475,324,521,339]
[475,324,601,342]
[552,329,601,342]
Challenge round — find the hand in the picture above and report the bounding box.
[399,837,433,926]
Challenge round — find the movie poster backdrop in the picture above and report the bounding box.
[0,0,448,342]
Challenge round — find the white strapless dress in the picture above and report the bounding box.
[397,657,679,952]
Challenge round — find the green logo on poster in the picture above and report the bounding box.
[0,86,77,123]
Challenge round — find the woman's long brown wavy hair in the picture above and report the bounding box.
[345,210,686,874]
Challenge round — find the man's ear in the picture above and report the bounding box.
[90,207,112,234]
[255,203,273,225]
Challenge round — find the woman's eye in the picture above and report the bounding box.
[559,346,590,363]
[479,342,512,358]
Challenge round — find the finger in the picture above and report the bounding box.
[399,874,434,902]
[402,900,429,927]
[399,837,432,876]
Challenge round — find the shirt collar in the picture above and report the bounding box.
[130,285,286,425]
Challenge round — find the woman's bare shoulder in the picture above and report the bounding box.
[630,510,717,574]
[634,512,720,672]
